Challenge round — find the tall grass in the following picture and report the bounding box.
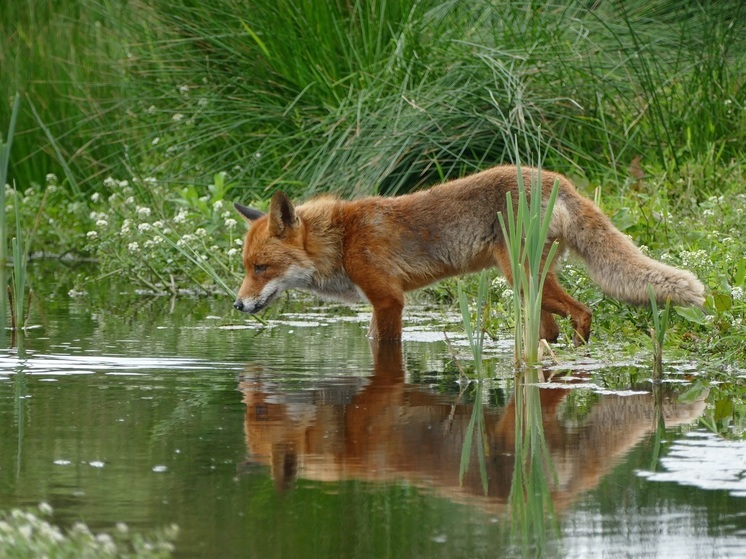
[0,0,134,189]
[111,0,744,198]
[4,1,742,199]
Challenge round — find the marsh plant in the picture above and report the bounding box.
[497,155,560,366]
[648,285,672,380]
[82,172,243,295]
[0,93,33,333]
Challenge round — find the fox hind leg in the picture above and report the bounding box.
[540,272,592,346]
[493,244,586,345]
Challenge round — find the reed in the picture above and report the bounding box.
[648,285,671,381]
[457,270,490,369]
[1,93,21,334]
[497,143,559,365]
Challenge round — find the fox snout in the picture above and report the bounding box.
[233,298,267,314]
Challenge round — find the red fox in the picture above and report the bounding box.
[233,165,705,345]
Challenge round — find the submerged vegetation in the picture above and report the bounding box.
[0,2,744,359]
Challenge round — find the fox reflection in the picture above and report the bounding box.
[239,343,705,508]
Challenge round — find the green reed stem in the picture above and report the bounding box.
[497,141,559,366]
[648,284,671,381]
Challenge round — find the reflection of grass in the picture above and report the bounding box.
[509,368,559,554]
[0,504,178,557]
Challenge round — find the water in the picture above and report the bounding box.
[0,275,745,558]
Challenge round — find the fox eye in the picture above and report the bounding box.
[254,264,268,275]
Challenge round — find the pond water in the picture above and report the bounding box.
[1,271,745,558]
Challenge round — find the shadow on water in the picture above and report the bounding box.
[238,340,707,554]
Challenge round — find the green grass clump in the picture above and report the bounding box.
[3,1,744,197]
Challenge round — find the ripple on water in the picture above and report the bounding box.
[637,430,746,498]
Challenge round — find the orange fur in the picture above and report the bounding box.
[233,165,705,344]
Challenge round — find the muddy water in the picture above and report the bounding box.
[0,282,745,558]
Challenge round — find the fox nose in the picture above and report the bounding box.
[233,299,245,312]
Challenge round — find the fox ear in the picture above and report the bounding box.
[268,191,299,237]
[234,202,264,222]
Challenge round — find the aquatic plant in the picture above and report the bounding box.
[648,285,672,380]
[1,94,21,333]
[497,145,560,365]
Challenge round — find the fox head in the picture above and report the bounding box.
[233,192,314,314]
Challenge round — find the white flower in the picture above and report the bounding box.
[38,502,54,515]
[225,218,237,229]
[198,97,208,107]
[128,242,140,252]
[152,137,160,146]
[147,105,157,114]
[86,231,98,239]
[103,176,117,188]
[91,192,100,203]
[195,227,207,237]
[172,113,185,122]
[137,206,151,218]
[178,84,189,95]
[125,196,134,205]
[119,179,129,188]
[228,248,239,258]
[95,219,108,228]
[46,173,57,184]
[732,286,744,301]
[144,176,157,185]
[138,222,151,232]
[153,220,164,229]
[213,200,224,212]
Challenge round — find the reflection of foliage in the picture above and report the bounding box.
[509,369,559,554]
[459,382,488,495]
[687,381,746,440]
[0,504,178,558]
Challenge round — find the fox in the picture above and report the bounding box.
[232,165,705,345]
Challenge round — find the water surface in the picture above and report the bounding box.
[0,281,744,558]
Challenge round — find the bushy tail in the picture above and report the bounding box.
[555,195,705,307]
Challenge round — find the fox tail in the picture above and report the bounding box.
[553,195,705,307]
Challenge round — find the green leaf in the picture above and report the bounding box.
[673,305,710,325]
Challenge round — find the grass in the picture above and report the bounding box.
[3,1,744,196]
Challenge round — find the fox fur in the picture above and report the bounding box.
[233,165,705,345]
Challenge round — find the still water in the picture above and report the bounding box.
[0,278,745,558]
